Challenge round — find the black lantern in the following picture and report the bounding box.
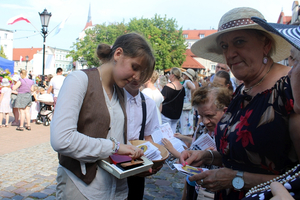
[39,9,52,28]
[39,9,52,81]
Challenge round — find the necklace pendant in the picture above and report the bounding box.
[244,88,250,93]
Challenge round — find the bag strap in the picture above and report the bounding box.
[139,92,147,140]
[162,87,184,106]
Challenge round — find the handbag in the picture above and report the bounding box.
[183,102,192,111]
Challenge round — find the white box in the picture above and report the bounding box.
[98,156,153,179]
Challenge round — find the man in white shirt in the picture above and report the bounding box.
[47,68,65,107]
[210,63,237,91]
[124,80,160,200]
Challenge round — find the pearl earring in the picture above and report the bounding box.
[263,56,268,64]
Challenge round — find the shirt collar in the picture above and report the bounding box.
[125,89,141,107]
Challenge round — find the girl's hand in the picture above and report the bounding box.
[174,133,184,140]
[117,144,143,159]
[162,138,174,151]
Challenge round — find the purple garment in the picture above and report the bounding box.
[18,78,34,94]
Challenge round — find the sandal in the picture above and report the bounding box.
[4,125,8,128]
[0,125,2,128]
[16,127,24,131]
[26,126,31,131]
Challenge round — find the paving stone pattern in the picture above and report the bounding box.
[0,142,185,199]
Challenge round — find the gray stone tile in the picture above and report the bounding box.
[29,192,48,199]
[0,191,15,198]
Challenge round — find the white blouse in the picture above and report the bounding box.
[51,70,127,200]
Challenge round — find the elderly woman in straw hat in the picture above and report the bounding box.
[178,69,196,137]
[237,16,300,200]
[180,7,300,200]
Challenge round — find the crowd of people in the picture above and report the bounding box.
[1,5,300,200]
[0,68,65,130]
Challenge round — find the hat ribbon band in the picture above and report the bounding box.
[219,18,255,31]
[186,71,194,77]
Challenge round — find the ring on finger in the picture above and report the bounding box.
[200,179,204,185]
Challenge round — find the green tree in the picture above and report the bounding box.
[68,22,127,67]
[128,14,187,70]
[68,15,186,71]
[0,46,7,59]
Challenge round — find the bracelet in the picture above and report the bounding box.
[110,137,119,153]
[115,142,120,153]
[207,150,214,165]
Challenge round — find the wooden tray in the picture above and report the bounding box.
[130,140,169,169]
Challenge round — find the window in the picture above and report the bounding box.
[199,34,205,39]
[183,34,188,38]
[4,33,8,39]
[211,65,216,70]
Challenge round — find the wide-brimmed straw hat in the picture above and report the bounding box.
[191,7,291,63]
[251,16,300,51]
[182,69,196,81]
[1,78,10,86]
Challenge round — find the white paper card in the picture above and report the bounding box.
[192,133,216,150]
[151,123,187,152]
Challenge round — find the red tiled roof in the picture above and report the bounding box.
[83,21,92,30]
[182,30,217,40]
[277,12,292,24]
[13,48,42,61]
[284,16,292,24]
[182,49,205,69]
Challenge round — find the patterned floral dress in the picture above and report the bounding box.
[215,76,297,200]
[178,80,195,135]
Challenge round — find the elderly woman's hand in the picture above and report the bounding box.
[189,168,236,192]
[179,150,208,167]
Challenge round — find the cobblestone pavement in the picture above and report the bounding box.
[0,129,185,199]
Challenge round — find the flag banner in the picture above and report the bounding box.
[7,15,31,25]
[53,15,70,36]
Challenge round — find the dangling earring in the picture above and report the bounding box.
[263,56,268,64]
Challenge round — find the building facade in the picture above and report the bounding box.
[13,47,72,76]
[0,29,14,60]
[182,29,218,76]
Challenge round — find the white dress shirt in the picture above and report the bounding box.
[124,89,160,141]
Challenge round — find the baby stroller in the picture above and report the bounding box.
[36,94,54,126]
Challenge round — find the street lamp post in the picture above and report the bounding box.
[25,55,29,70]
[39,8,52,82]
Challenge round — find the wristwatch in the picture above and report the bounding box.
[232,171,244,191]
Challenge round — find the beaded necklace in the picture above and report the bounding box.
[244,62,274,93]
[245,164,300,197]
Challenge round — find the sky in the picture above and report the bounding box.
[0,0,293,51]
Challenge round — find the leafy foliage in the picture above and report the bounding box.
[67,15,186,70]
[0,46,7,59]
